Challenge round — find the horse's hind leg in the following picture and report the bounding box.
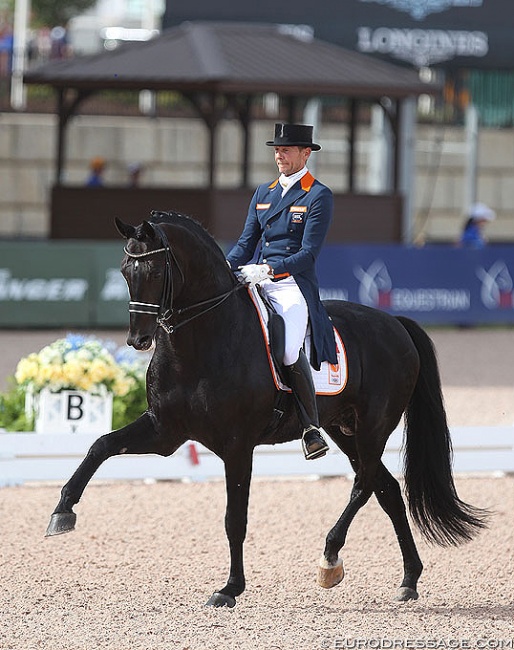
[373,462,423,601]
[46,412,181,536]
[318,434,380,589]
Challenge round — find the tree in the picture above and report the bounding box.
[31,0,98,27]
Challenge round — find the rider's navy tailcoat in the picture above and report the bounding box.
[227,172,337,370]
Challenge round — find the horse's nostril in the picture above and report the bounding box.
[139,336,152,350]
[127,333,151,350]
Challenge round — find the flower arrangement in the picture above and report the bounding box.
[0,334,150,432]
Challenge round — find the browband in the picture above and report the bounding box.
[123,246,168,258]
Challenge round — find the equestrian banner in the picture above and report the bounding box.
[317,244,514,325]
[0,242,513,327]
[163,0,512,69]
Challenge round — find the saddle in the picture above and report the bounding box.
[247,286,348,396]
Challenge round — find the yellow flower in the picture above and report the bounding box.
[15,355,40,384]
[62,360,86,386]
[113,376,135,397]
[88,358,114,384]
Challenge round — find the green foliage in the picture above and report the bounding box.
[0,378,33,432]
[112,373,148,430]
[31,0,97,28]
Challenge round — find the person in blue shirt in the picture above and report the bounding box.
[227,123,337,460]
[459,202,496,249]
[85,157,106,187]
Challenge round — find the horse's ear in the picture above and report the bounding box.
[141,220,158,240]
[115,217,136,240]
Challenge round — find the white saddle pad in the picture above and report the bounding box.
[247,286,348,396]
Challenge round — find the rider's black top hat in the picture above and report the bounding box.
[266,123,321,151]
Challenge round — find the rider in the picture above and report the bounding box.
[226,123,337,460]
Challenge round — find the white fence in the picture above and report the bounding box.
[1,427,513,487]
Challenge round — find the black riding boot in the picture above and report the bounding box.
[286,350,329,460]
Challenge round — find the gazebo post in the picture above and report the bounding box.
[348,98,358,192]
[54,87,95,185]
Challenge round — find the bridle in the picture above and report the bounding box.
[123,224,243,335]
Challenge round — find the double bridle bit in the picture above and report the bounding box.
[123,241,242,335]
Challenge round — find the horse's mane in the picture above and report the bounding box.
[147,210,229,268]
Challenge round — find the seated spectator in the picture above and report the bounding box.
[127,162,143,187]
[86,157,106,187]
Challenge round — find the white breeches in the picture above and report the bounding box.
[259,276,308,366]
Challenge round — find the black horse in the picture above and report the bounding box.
[46,211,487,608]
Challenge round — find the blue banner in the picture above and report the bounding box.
[317,244,514,325]
[1,242,513,327]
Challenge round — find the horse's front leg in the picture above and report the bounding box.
[46,412,181,536]
[205,445,254,608]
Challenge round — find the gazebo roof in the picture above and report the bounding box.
[24,21,435,98]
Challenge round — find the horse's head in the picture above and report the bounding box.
[116,212,238,350]
[116,216,181,350]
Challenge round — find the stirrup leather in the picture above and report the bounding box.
[302,425,329,461]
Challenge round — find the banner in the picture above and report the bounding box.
[0,242,128,328]
[163,0,512,69]
[0,242,513,327]
[318,244,514,324]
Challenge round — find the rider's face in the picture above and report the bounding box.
[274,146,311,176]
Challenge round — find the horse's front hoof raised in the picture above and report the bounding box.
[45,512,77,537]
[205,592,236,608]
[317,556,344,589]
[394,587,419,602]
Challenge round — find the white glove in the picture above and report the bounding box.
[238,264,273,286]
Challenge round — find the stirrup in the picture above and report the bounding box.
[302,425,329,461]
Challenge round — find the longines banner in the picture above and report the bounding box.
[163,0,511,69]
[0,242,513,327]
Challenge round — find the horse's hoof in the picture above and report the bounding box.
[45,512,77,537]
[205,592,236,608]
[394,587,419,602]
[317,556,344,589]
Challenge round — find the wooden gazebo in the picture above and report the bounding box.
[24,22,438,242]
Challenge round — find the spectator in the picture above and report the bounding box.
[459,202,496,249]
[127,162,143,187]
[86,157,106,187]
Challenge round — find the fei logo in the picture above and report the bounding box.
[476,261,513,310]
[353,259,392,308]
[358,0,482,21]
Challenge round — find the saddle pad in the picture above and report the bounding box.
[247,286,348,396]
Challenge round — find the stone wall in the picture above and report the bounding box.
[0,113,513,242]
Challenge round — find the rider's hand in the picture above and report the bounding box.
[238,264,273,286]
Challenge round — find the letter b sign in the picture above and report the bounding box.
[67,393,85,421]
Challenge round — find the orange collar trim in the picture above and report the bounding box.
[301,172,315,191]
[268,173,315,191]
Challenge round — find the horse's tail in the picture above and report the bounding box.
[396,316,489,546]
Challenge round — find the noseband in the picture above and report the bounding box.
[123,224,242,335]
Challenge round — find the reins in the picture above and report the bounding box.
[123,225,244,335]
